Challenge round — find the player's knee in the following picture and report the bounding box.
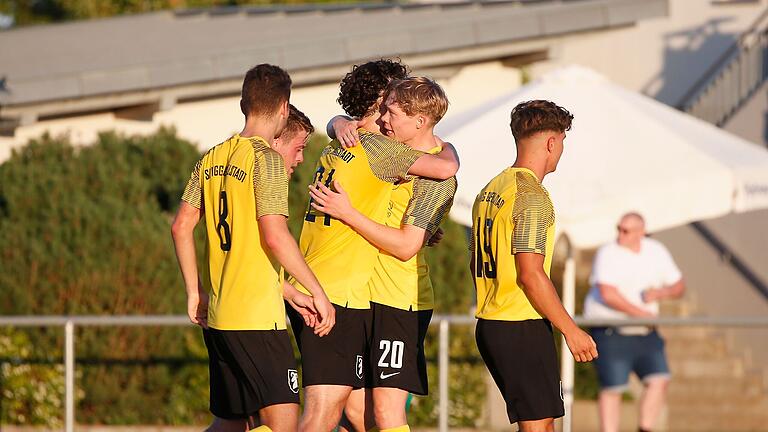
[373,402,406,427]
[301,397,346,430]
[344,402,365,425]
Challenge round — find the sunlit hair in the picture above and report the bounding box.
[509,100,573,141]
[280,104,314,141]
[385,77,449,125]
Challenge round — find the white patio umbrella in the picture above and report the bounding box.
[439,65,768,247]
[436,65,768,431]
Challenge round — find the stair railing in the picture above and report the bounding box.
[678,8,768,126]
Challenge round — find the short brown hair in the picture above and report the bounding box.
[240,64,292,118]
[509,100,573,141]
[385,77,449,125]
[281,104,314,140]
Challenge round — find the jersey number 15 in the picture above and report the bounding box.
[475,217,497,278]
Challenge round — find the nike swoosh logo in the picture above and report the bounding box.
[380,371,401,379]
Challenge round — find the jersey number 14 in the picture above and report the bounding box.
[305,166,336,226]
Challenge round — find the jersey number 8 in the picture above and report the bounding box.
[216,191,232,251]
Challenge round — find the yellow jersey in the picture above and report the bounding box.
[369,147,457,311]
[293,129,423,308]
[181,134,289,330]
[471,167,556,321]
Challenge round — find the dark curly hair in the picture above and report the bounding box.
[337,59,410,119]
[509,100,573,141]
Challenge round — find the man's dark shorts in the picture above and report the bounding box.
[476,318,564,424]
[203,328,299,419]
[591,327,670,391]
[287,302,372,387]
[369,302,432,395]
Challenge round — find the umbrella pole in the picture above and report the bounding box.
[560,238,576,432]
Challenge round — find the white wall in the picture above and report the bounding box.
[2,0,765,159]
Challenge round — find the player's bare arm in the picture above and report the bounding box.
[259,214,336,336]
[515,252,598,363]
[330,116,459,179]
[407,141,459,179]
[171,201,208,329]
[599,283,655,317]
[309,179,429,261]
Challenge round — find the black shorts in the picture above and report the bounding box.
[287,302,372,387]
[203,328,299,419]
[475,319,564,424]
[369,302,432,395]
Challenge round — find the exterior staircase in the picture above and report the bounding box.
[660,302,768,431]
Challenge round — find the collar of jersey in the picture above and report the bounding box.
[510,166,540,182]
[233,134,270,148]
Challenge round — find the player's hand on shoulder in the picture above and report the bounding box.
[565,328,598,363]
[312,295,336,337]
[333,117,360,148]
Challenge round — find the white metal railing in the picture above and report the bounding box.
[1,314,768,432]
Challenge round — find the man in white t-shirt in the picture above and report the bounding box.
[583,212,685,432]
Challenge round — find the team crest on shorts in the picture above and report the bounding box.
[355,355,363,379]
[288,369,299,394]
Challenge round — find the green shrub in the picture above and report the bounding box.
[0,129,209,425]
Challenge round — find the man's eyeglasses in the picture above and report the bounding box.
[617,226,633,235]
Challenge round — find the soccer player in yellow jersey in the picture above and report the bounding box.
[311,77,456,432]
[287,60,459,432]
[171,64,335,432]
[471,100,597,432]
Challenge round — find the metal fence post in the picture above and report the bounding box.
[560,241,577,432]
[65,320,75,432]
[438,319,450,432]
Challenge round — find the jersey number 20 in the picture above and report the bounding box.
[378,340,404,369]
